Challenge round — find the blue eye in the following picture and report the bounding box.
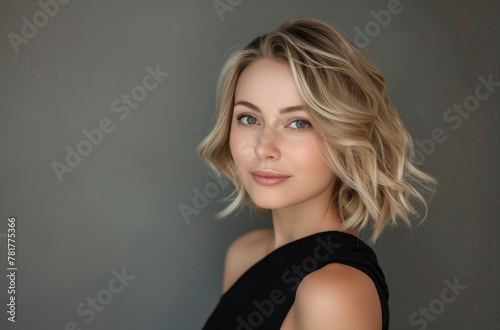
[237,114,258,125]
[289,119,309,129]
[235,113,312,131]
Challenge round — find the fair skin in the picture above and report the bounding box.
[223,58,382,329]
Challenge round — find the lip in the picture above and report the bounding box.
[250,169,291,178]
[250,169,291,186]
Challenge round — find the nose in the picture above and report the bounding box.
[254,125,280,160]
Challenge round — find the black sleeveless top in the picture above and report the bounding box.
[202,230,389,329]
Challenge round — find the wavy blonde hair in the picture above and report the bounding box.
[197,17,440,244]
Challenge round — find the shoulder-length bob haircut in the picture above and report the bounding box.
[197,17,439,244]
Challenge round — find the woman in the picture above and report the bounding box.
[198,17,439,330]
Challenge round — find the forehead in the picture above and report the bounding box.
[234,59,303,108]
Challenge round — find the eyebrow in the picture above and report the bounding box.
[233,100,306,115]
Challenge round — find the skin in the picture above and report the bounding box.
[226,58,382,329]
[229,58,356,247]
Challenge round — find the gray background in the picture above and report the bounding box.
[0,0,498,329]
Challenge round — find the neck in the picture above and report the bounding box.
[269,181,357,251]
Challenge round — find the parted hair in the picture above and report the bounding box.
[197,17,439,244]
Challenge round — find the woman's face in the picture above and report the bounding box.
[229,58,336,211]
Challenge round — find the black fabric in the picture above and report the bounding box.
[202,230,389,329]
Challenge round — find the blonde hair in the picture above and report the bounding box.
[197,17,440,244]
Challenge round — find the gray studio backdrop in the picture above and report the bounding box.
[0,0,498,329]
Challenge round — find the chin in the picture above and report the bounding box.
[243,178,296,209]
[249,194,292,210]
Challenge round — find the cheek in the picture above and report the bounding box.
[229,128,250,175]
[230,128,254,163]
[229,130,238,163]
[290,139,333,178]
[229,128,241,162]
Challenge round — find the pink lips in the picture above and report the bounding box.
[250,169,291,186]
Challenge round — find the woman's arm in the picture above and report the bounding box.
[293,263,382,330]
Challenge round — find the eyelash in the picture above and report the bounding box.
[235,113,312,131]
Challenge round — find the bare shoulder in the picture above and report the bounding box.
[222,228,273,294]
[293,263,382,330]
